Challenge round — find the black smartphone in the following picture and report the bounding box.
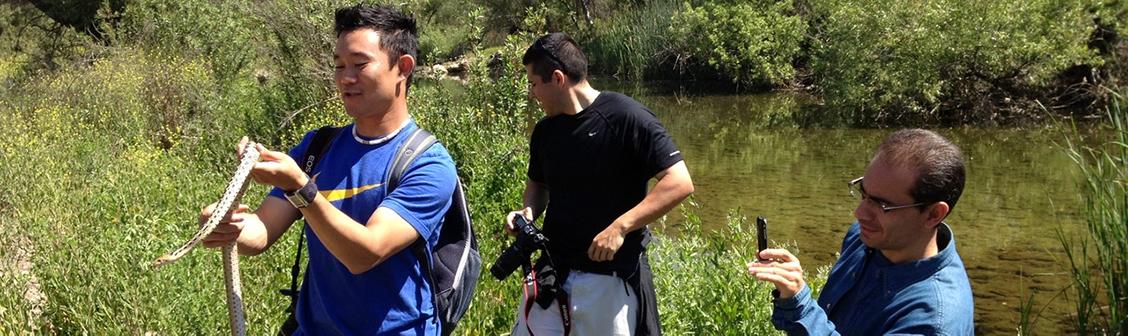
[756,216,768,257]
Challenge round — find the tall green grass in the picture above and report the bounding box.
[579,0,681,80]
[1062,94,1128,334]
[0,47,285,334]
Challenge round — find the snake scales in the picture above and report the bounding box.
[153,141,259,336]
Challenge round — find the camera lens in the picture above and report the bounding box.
[489,244,527,280]
[490,215,541,280]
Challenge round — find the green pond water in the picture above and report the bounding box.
[602,81,1089,335]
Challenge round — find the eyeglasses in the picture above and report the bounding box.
[848,177,929,213]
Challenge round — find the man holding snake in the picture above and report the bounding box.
[198,4,455,335]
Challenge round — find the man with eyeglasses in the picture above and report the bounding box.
[504,32,694,335]
[747,129,974,335]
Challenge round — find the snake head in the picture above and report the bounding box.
[152,255,175,268]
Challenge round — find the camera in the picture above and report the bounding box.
[490,215,549,280]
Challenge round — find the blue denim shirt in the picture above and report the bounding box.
[771,222,974,335]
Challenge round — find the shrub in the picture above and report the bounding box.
[651,208,824,335]
[1092,0,1128,38]
[669,0,807,87]
[477,0,575,36]
[411,29,542,333]
[412,2,486,63]
[809,0,1098,124]
[121,1,256,87]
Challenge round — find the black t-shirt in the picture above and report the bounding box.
[528,91,684,274]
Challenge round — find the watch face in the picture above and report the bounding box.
[287,180,317,208]
[299,181,318,201]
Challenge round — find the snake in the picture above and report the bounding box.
[153,140,259,336]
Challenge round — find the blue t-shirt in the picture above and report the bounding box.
[268,121,456,335]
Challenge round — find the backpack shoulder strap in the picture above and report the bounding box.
[385,128,439,256]
[385,127,447,324]
[386,128,438,195]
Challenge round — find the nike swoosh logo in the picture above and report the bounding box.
[588,131,598,136]
[320,182,384,202]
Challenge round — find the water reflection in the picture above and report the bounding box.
[607,81,1087,335]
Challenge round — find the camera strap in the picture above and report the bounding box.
[278,125,341,334]
[523,266,571,336]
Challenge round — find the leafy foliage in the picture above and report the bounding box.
[120,1,256,87]
[808,0,1099,124]
[651,207,829,335]
[669,0,806,87]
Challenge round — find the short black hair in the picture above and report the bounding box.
[334,4,418,89]
[522,32,588,83]
[874,129,966,214]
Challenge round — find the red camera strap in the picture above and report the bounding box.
[523,269,571,336]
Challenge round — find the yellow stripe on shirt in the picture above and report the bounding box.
[319,183,383,202]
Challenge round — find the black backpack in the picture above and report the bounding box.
[279,126,481,336]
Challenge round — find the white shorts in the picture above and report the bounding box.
[511,270,638,336]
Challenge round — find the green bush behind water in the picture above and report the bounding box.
[807,0,1101,124]
[577,0,1125,124]
[7,0,1125,124]
[0,1,801,334]
[668,0,806,88]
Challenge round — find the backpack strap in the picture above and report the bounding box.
[446,179,474,286]
[386,128,437,193]
[384,127,443,324]
[280,126,342,312]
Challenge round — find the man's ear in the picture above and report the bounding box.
[924,201,950,230]
[396,54,416,81]
[551,69,567,86]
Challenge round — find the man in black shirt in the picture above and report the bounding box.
[505,32,694,336]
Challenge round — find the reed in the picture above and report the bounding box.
[580,0,681,80]
[1062,93,1128,334]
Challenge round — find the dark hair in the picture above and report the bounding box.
[334,4,418,89]
[522,32,588,83]
[874,129,966,214]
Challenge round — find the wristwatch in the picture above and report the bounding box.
[284,179,318,208]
